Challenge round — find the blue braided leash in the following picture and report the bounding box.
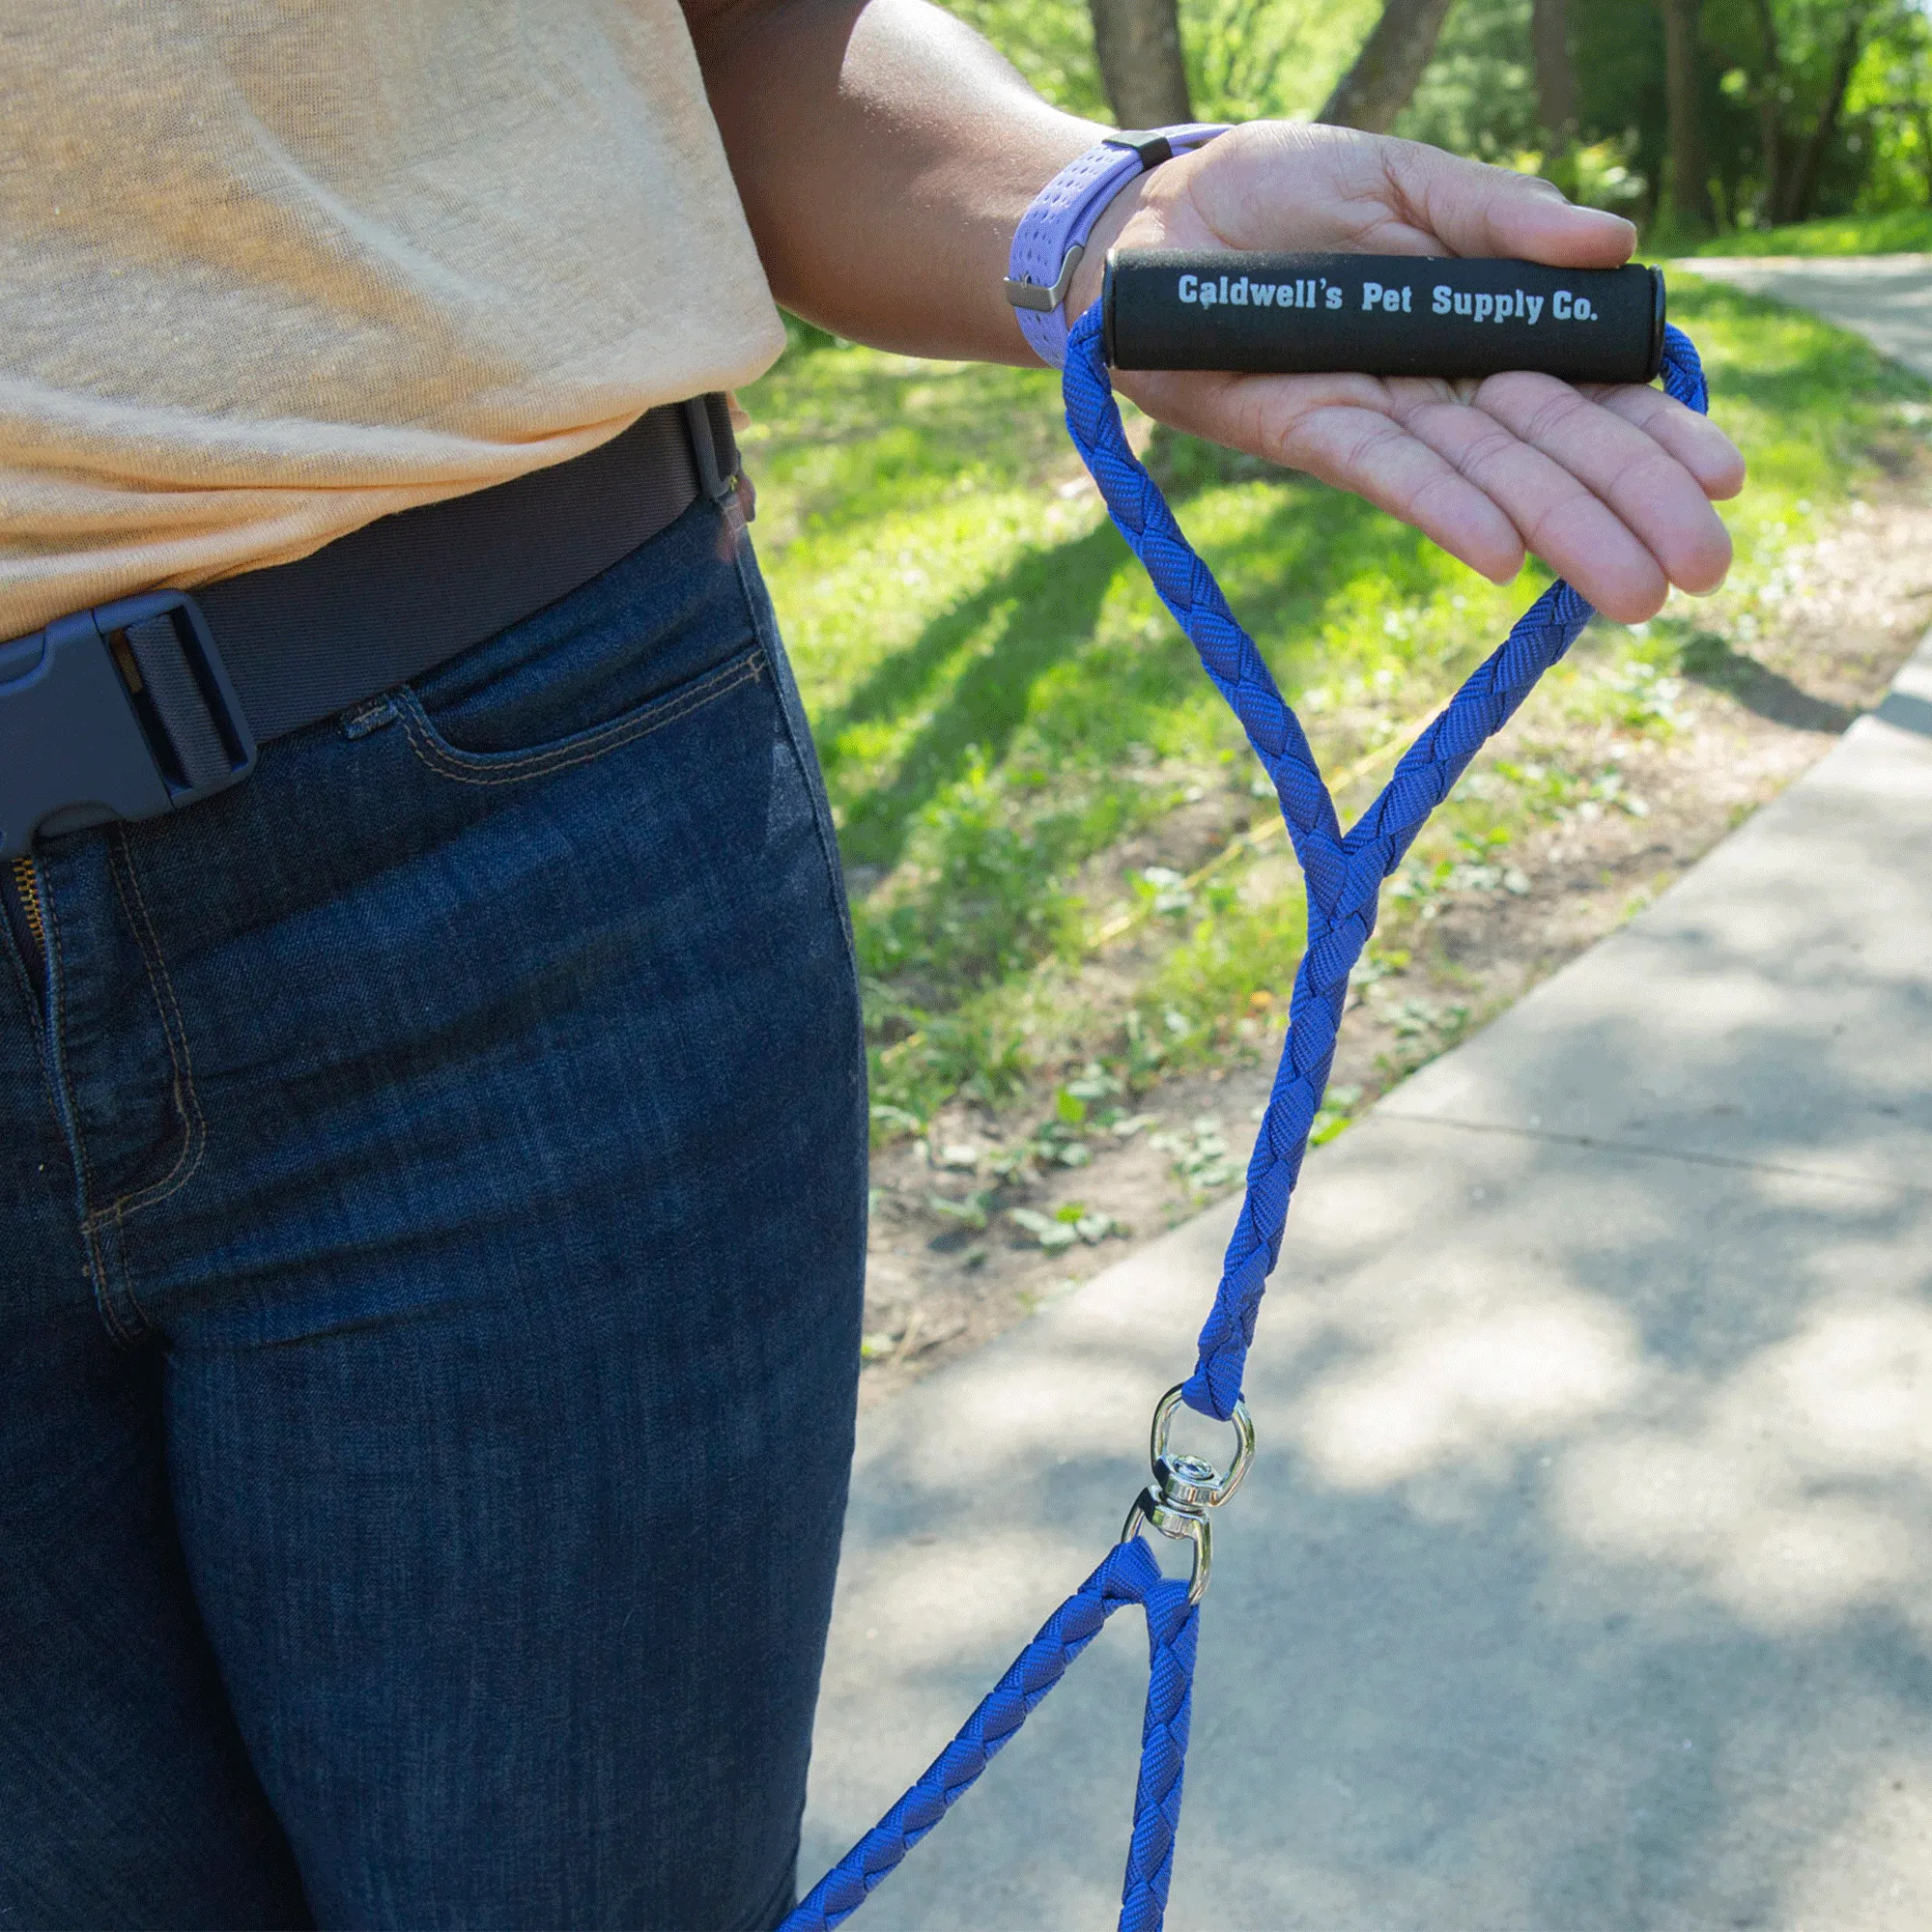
[786,310,1711,1932]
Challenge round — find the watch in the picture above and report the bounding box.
[1004,125,1231,368]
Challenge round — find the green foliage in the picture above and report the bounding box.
[744,279,1930,1141]
[1570,0,1671,192]
[940,0,1929,241]
[1395,0,1649,215]
[939,0,1108,118]
[1182,0,1380,123]
[941,0,1378,123]
[1846,14,1932,211]
[1690,205,1932,251]
[1691,0,1929,227]
[1397,0,1541,164]
[1548,0,1932,232]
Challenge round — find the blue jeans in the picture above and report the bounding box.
[0,496,867,1929]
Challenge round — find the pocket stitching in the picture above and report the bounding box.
[399,646,767,788]
[730,544,863,986]
[99,830,208,1228]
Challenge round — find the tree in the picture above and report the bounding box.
[1659,0,1715,227]
[1087,0,1193,127]
[1746,0,1786,218]
[1531,0,1577,148]
[1779,0,1874,218]
[1319,0,1462,133]
[1742,0,1881,223]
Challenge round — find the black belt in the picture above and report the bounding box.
[0,393,740,860]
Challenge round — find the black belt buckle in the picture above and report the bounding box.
[0,590,257,860]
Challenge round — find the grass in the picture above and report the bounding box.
[739,280,1932,1144]
[1690,208,1932,257]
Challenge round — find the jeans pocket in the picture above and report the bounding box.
[400,494,764,781]
[396,639,768,788]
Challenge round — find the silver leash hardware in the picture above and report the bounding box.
[1120,1383,1256,1605]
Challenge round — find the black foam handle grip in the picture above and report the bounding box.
[1102,251,1665,383]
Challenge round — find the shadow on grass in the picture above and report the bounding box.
[822,521,1126,868]
[820,445,1470,873]
[1677,628,1861,734]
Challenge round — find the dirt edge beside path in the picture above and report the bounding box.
[854,478,1932,1409]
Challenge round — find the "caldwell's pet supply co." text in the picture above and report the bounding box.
[1173,272,1600,327]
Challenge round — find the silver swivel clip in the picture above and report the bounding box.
[1121,1384,1256,1605]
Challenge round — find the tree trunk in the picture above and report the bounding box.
[1776,2,1872,223]
[1530,0,1576,147]
[1747,0,1783,224]
[1318,0,1460,134]
[1087,0,1193,128]
[1660,0,1713,229]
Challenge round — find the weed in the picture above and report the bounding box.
[927,1189,993,1231]
[1149,1116,1242,1194]
[1311,1084,1364,1146]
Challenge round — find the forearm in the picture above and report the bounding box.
[683,0,1103,362]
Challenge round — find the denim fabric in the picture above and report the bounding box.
[0,494,867,1930]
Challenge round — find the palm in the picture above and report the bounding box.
[1095,125,1744,624]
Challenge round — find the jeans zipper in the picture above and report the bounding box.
[4,854,48,1005]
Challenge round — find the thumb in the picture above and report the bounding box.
[1379,138,1636,268]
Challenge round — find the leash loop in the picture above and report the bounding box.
[786,307,1713,1932]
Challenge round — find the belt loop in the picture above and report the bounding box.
[704,393,742,489]
[682,394,737,503]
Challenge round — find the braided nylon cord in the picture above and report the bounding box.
[788,309,1711,1932]
[783,1538,1179,1928]
[1119,1575,1198,1931]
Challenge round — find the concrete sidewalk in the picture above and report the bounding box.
[1676,253,1932,380]
[799,625,1932,1930]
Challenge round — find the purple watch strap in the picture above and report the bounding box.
[1006,126,1230,368]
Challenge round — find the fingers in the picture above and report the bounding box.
[1586,383,1748,499]
[1467,374,1735,599]
[1122,366,1740,624]
[1276,403,1531,585]
[1384,391,1671,618]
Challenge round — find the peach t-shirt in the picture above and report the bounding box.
[0,0,785,640]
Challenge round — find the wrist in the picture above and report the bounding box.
[1064,175,1150,324]
[1005,125,1231,368]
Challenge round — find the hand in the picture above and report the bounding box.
[1065,123,1745,625]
